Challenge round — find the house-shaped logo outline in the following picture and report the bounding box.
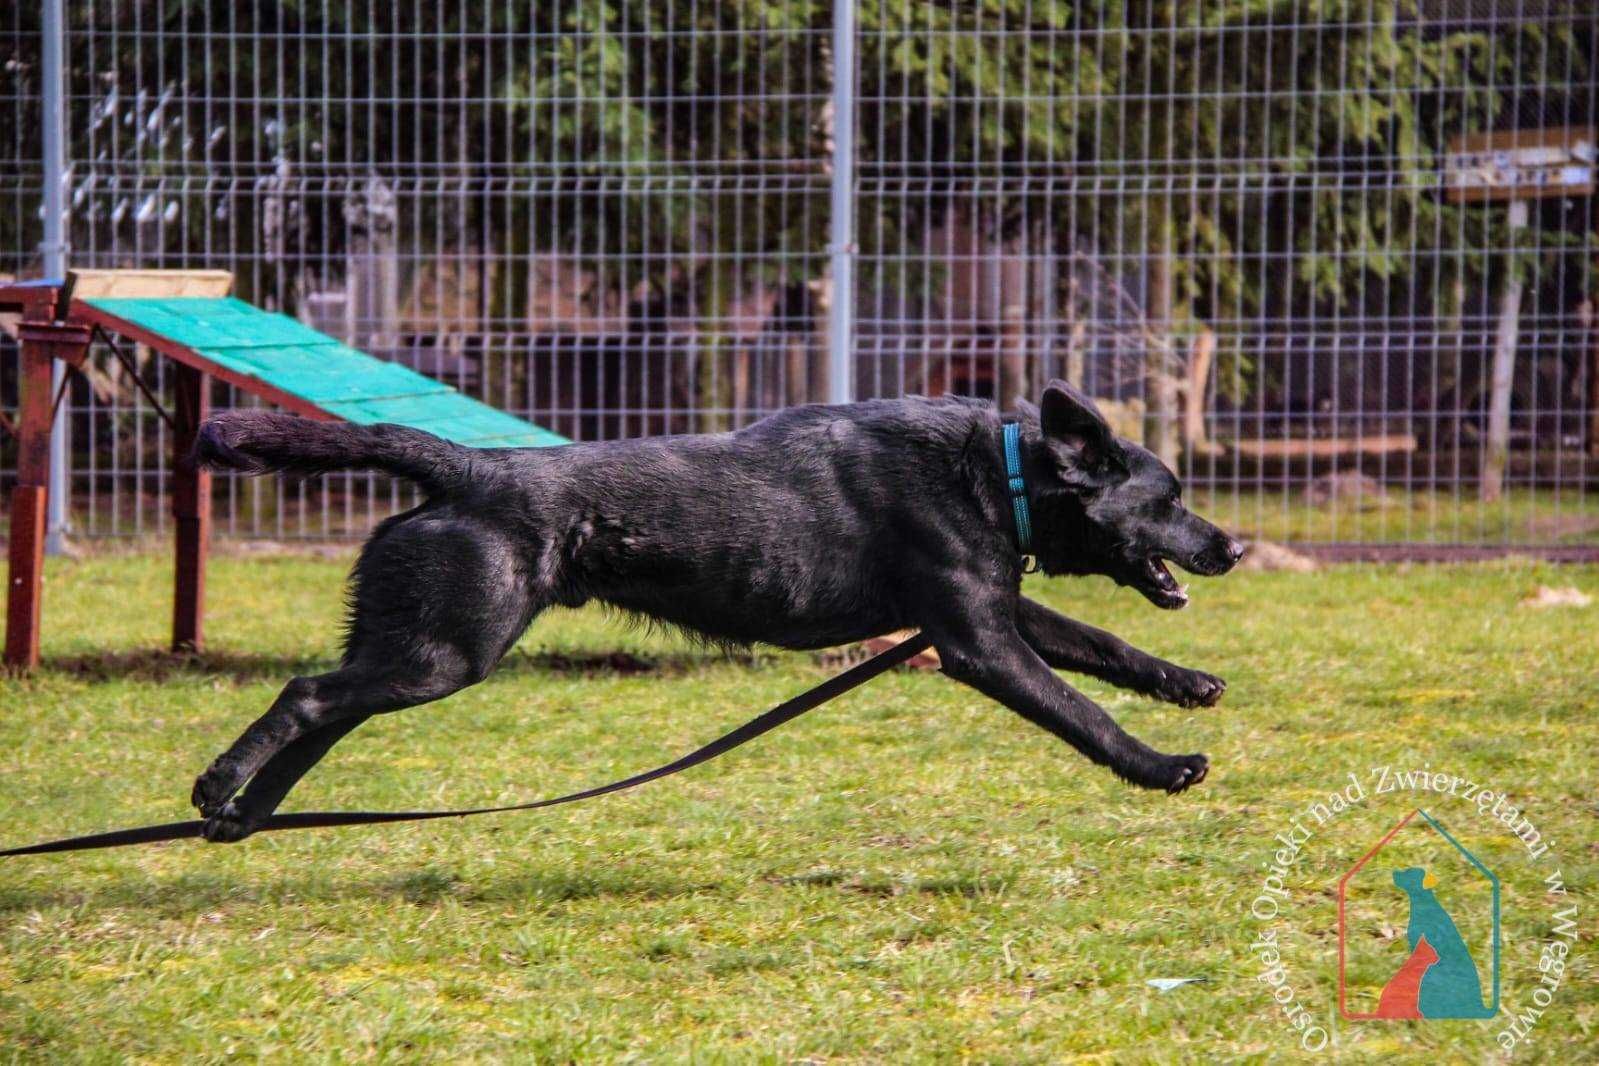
[1337,808,1500,1020]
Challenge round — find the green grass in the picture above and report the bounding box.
[1,553,1594,1062]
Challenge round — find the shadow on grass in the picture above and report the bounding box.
[39,647,776,686]
[0,859,997,916]
[0,862,722,916]
[779,869,1008,898]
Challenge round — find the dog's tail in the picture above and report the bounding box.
[194,410,479,497]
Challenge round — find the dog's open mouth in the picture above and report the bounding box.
[1135,556,1189,609]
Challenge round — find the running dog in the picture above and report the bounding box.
[189,381,1243,841]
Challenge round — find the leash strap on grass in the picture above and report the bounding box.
[1,633,935,858]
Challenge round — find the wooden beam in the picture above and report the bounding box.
[1230,435,1418,460]
[171,362,211,653]
[67,269,233,299]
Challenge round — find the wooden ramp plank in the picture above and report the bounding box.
[93,297,339,350]
[69,269,234,299]
[81,296,567,448]
[201,344,452,404]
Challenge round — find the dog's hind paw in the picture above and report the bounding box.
[1164,754,1209,793]
[191,760,246,817]
[200,800,261,844]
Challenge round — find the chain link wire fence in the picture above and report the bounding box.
[3,2,1596,551]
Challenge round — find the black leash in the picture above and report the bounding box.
[1,633,934,858]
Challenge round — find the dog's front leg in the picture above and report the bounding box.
[1015,597,1225,708]
[929,612,1208,793]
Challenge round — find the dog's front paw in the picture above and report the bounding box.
[191,760,245,817]
[200,799,262,844]
[1155,668,1226,708]
[1162,753,1209,793]
[1120,751,1209,793]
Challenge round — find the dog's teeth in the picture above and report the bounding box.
[1178,584,1189,596]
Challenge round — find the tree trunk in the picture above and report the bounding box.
[700,263,732,434]
[1481,201,1528,502]
[1029,217,1058,395]
[786,336,810,407]
[1063,271,1086,388]
[810,275,832,403]
[1584,298,1599,459]
[732,342,751,427]
[1183,327,1219,456]
[998,246,1028,412]
[1144,212,1180,467]
[1065,318,1087,389]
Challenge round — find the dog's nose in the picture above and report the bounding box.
[1224,538,1246,564]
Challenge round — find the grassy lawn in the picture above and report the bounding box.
[1,553,1594,1062]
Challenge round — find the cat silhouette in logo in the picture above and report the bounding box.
[1377,867,1494,1019]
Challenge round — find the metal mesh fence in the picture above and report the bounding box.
[3,2,1596,549]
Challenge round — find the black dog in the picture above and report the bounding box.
[190,381,1243,842]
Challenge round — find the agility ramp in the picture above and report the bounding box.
[1,270,566,668]
[79,295,565,449]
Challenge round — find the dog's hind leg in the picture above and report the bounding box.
[1015,597,1226,708]
[190,657,488,823]
[191,514,547,831]
[198,716,370,842]
[927,606,1209,793]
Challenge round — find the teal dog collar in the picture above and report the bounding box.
[1002,422,1036,568]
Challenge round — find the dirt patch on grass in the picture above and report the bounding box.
[1238,540,1319,572]
[1519,585,1593,609]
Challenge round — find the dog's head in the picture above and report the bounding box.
[1024,380,1244,608]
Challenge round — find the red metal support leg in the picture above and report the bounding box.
[171,362,211,653]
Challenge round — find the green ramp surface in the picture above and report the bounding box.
[84,295,567,449]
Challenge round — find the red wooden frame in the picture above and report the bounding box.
[170,361,210,652]
[0,284,295,669]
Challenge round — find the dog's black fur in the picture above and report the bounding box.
[189,381,1243,842]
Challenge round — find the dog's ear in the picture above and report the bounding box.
[1039,380,1127,487]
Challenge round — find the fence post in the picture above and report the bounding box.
[827,0,857,406]
[41,0,71,555]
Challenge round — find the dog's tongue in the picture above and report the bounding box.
[1149,558,1189,605]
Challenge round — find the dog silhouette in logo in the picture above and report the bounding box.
[1375,866,1493,1019]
